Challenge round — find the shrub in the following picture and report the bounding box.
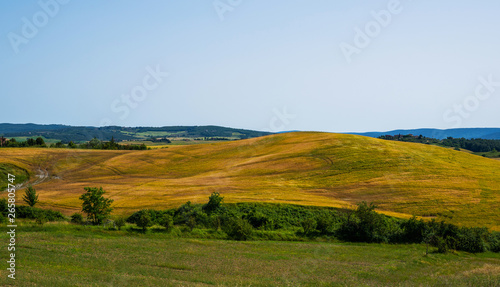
[160,214,174,232]
[456,227,488,253]
[337,202,391,243]
[245,211,271,229]
[434,236,448,253]
[115,217,126,230]
[137,212,152,232]
[300,218,317,236]
[315,211,337,235]
[223,217,253,241]
[487,232,500,253]
[400,216,426,243]
[71,213,83,224]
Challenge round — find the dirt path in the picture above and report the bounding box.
[15,168,50,190]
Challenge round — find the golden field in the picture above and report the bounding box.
[1,132,499,230]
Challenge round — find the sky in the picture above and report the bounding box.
[1,0,500,133]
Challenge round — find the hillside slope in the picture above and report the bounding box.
[1,132,499,230]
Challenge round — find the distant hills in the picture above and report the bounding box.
[1,124,500,142]
[0,124,272,143]
[349,128,500,140]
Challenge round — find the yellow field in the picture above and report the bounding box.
[1,132,499,230]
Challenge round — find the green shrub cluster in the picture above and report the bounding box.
[125,195,500,253]
[0,199,65,222]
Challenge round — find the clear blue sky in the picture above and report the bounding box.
[1,0,500,132]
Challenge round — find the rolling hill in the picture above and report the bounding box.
[1,132,499,230]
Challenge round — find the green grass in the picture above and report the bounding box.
[475,150,500,158]
[0,163,29,190]
[0,222,498,286]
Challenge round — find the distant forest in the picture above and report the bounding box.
[0,124,272,143]
[379,134,500,153]
[0,136,147,150]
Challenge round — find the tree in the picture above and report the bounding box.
[160,214,174,232]
[35,137,45,146]
[137,212,152,232]
[202,192,224,215]
[115,217,126,230]
[79,187,114,225]
[23,185,39,207]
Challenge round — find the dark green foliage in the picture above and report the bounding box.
[300,218,317,236]
[137,212,153,232]
[115,217,126,230]
[0,198,8,216]
[434,236,448,253]
[400,216,427,243]
[79,187,114,225]
[488,232,500,252]
[380,134,500,153]
[337,202,392,243]
[222,217,253,241]
[202,192,224,215]
[244,210,272,229]
[123,196,500,252]
[160,214,174,232]
[16,206,65,221]
[187,216,196,231]
[70,213,83,224]
[455,227,488,253]
[23,185,39,207]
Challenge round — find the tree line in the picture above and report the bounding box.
[379,134,500,153]
[0,136,147,150]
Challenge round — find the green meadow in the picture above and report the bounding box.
[1,222,499,286]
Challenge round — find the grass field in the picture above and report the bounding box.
[0,222,499,286]
[1,132,499,230]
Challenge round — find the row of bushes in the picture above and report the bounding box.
[0,199,66,223]
[124,194,499,253]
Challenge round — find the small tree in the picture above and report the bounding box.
[187,216,196,231]
[79,187,114,225]
[160,214,174,232]
[115,217,126,230]
[23,185,39,207]
[137,212,152,232]
[202,192,224,215]
[70,213,83,224]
